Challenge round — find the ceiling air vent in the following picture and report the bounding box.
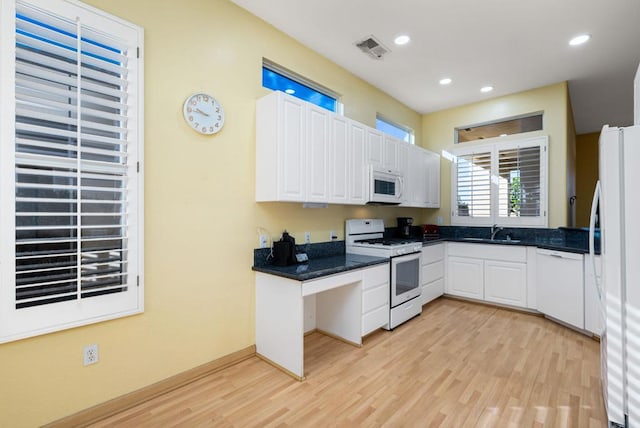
[355,35,389,60]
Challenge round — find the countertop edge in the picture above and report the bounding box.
[422,237,594,254]
[252,257,388,281]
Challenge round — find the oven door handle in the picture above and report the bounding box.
[391,252,421,264]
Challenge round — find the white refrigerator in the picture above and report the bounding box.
[590,124,640,427]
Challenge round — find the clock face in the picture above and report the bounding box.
[183,93,225,135]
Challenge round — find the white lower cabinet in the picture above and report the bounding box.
[420,244,445,305]
[446,243,528,308]
[362,263,390,336]
[484,260,527,307]
[536,249,584,329]
[447,256,484,299]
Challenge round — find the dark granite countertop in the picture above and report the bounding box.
[252,253,388,281]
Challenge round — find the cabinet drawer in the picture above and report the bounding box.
[421,243,444,264]
[422,260,444,284]
[362,264,390,290]
[421,278,444,306]
[362,283,389,313]
[362,305,389,336]
[448,242,526,263]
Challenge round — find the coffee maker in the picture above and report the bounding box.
[397,217,413,238]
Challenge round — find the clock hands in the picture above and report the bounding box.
[195,108,210,117]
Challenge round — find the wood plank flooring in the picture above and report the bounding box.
[90,298,607,427]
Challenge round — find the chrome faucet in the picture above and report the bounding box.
[490,224,503,240]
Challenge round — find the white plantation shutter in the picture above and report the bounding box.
[498,146,542,218]
[453,150,492,223]
[0,0,144,342]
[451,136,547,227]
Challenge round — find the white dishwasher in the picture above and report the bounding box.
[536,249,584,329]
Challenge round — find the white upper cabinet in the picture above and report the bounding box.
[348,121,368,204]
[256,90,439,206]
[383,135,399,170]
[367,128,384,168]
[256,91,306,201]
[328,114,349,204]
[401,144,440,208]
[306,104,331,202]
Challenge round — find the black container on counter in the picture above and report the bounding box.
[272,231,297,266]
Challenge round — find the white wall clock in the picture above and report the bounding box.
[183,92,225,135]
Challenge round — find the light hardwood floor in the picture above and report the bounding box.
[90,298,607,427]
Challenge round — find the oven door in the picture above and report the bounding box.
[390,252,421,307]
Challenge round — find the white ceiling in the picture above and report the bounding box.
[230,0,640,134]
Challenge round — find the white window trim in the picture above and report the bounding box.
[0,0,144,343]
[451,135,548,228]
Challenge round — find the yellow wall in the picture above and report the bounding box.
[420,82,571,228]
[575,132,600,227]
[0,1,427,426]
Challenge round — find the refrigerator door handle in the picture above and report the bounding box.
[589,180,602,298]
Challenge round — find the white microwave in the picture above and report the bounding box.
[368,166,404,205]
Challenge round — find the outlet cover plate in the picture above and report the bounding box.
[83,344,99,366]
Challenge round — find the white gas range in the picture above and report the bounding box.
[346,219,422,329]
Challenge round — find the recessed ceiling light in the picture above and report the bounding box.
[480,86,494,93]
[569,34,591,46]
[394,35,410,45]
[439,78,452,85]
[285,89,295,94]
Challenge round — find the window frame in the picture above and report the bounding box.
[376,114,415,144]
[451,135,548,227]
[0,0,144,343]
[262,58,342,114]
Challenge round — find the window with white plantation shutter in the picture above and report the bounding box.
[0,0,144,343]
[497,146,541,218]
[451,136,547,227]
[454,151,491,220]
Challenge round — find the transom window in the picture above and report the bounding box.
[451,136,548,227]
[376,115,414,144]
[262,59,340,113]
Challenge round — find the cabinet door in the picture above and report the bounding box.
[584,255,602,335]
[349,121,368,204]
[383,135,398,170]
[484,260,527,308]
[278,95,306,201]
[537,250,584,329]
[329,115,349,204]
[367,128,384,168]
[401,145,425,207]
[306,105,330,202]
[425,151,440,208]
[447,256,484,299]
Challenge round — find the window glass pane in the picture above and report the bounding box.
[262,67,337,112]
[498,147,541,217]
[456,152,491,217]
[376,117,413,143]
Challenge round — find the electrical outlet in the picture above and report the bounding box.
[330,230,337,240]
[304,231,311,244]
[437,216,443,226]
[83,344,99,366]
[259,235,268,248]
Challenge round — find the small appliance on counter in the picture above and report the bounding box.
[422,224,440,240]
[272,231,297,266]
[396,217,413,238]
